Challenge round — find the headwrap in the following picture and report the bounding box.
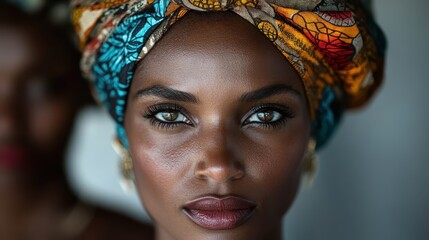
[72,0,385,148]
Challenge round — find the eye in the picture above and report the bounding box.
[143,103,193,129]
[25,76,65,102]
[154,111,189,123]
[246,110,282,123]
[243,104,295,129]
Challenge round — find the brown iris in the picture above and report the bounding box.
[257,111,274,122]
[161,112,179,121]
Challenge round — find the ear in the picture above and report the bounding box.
[302,138,317,187]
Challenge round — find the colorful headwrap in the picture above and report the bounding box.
[72,0,385,148]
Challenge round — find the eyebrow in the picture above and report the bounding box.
[134,85,199,103]
[133,84,301,103]
[239,84,302,102]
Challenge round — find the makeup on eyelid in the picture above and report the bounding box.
[141,102,296,130]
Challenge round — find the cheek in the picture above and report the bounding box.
[132,150,171,221]
[131,139,179,197]
[29,99,75,151]
[128,128,194,219]
[243,119,310,213]
[254,140,305,212]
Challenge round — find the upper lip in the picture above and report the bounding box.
[183,195,256,211]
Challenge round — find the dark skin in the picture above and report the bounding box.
[125,12,311,240]
[0,7,153,240]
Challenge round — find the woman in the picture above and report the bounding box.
[72,0,385,239]
[0,2,153,239]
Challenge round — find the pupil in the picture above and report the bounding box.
[162,112,178,121]
[257,111,273,122]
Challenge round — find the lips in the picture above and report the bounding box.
[0,146,29,170]
[183,195,256,230]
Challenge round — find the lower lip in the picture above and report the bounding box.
[183,208,255,230]
[0,148,28,170]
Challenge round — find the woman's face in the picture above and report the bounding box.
[0,23,79,176]
[124,12,311,239]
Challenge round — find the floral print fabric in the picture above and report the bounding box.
[72,0,385,148]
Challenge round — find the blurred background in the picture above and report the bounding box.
[17,0,427,239]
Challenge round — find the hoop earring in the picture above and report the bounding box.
[112,137,134,193]
[303,138,318,187]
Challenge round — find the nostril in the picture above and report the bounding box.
[231,169,245,181]
[207,166,229,182]
[195,162,209,180]
[232,161,245,179]
[194,159,245,183]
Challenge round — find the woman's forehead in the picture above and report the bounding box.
[139,11,283,58]
[132,11,304,95]
[0,27,39,73]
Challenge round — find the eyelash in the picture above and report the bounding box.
[143,103,192,129]
[243,104,295,129]
[143,103,295,130]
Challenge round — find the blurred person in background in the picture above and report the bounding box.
[0,1,153,239]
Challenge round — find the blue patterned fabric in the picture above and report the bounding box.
[93,0,169,123]
[92,0,170,144]
[312,86,341,147]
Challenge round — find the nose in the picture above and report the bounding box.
[0,83,22,142]
[194,126,245,183]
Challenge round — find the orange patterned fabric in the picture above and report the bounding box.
[71,0,385,148]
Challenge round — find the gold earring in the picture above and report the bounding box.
[303,138,318,187]
[112,137,134,193]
